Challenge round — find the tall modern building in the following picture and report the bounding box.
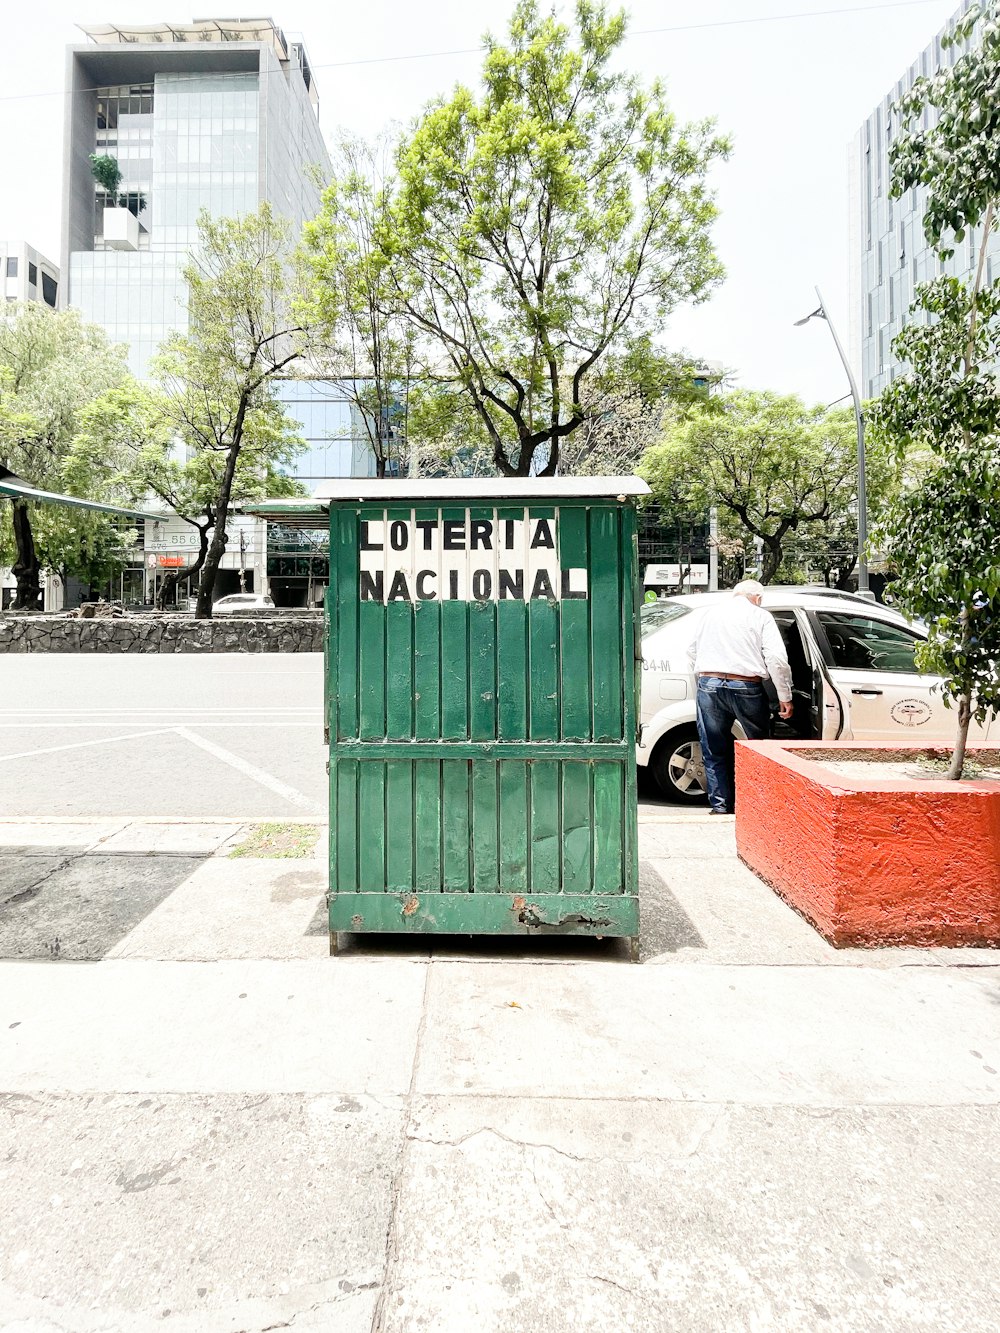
[850,0,999,399]
[1,242,60,308]
[59,20,383,605]
[62,18,330,378]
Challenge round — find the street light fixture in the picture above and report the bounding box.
[795,286,869,593]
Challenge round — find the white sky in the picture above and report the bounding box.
[1,0,957,406]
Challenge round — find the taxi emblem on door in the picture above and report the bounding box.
[890,697,932,726]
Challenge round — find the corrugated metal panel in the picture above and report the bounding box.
[326,498,640,941]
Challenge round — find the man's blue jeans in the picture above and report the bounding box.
[695,677,772,814]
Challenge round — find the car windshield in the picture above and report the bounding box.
[640,601,691,633]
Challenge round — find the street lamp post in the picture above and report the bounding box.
[795,286,869,593]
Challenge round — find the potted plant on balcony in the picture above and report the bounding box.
[736,1,1000,947]
[89,154,146,250]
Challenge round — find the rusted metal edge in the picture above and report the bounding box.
[328,891,640,939]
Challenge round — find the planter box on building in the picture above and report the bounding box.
[101,207,140,252]
[735,740,1000,948]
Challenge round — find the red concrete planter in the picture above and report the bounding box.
[735,740,1000,948]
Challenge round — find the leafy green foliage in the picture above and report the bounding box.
[300,132,414,477]
[871,0,1000,777]
[640,391,862,584]
[157,205,307,616]
[307,0,729,477]
[0,304,130,606]
[889,2,1000,258]
[874,447,1000,723]
[88,153,122,199]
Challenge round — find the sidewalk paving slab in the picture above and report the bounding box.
[2,812,1000,1332]
[380,1096,1000,1333]
[0,959,427,1095]
[0,856,203,961]
[413,960,1000,1105]
[106,858,328,962]
[0,1091,396,1333]
[98,823,244,855]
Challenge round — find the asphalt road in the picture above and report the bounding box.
[0,653,328,818]
[0,652,674,820]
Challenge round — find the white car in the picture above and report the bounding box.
[638,587,993,802]
[212,593,275,615]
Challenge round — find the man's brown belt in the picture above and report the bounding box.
[698,672,763,681]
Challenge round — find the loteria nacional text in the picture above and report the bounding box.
[357,512,589,603]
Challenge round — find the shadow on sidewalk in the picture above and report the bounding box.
[307,860,706,964]
[0,848,206,962]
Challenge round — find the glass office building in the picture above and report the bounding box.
[275,380,379,487]
[62,19,329,379]
[850,0,999,399]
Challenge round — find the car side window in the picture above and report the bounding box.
[816,612,921,673]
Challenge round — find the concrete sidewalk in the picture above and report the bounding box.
[1,814,999,1331]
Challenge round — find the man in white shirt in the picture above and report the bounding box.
[686,580,794,814]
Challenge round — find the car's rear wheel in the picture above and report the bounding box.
[650,725,708,803]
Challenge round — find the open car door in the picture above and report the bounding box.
[769,607,844,740]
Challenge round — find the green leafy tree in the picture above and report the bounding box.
[69,380,305,612]
[88,153,122,201]
[156,204,307,617]
[409,342,711,478]
[868,0,1000,779]
[0,304,129,608]
[359,0,728,477]
[67,382,214,608]
[640,391,859,584]
[301,131,415,477]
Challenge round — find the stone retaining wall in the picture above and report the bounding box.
[0,614,323,654]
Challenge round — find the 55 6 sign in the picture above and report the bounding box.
[357,511,588,604]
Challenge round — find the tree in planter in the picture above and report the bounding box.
[868,0,1000,780]
[0,304,128,608]
[301,132,415,478]
[373,0,728,477]
[89,153,146,216]
[640,391,859,584]
[89,153,122,204]
[161,205,308,617]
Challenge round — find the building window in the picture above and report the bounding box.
[5,257,17,277]
[28,262,37,286]
[41,273,57,307]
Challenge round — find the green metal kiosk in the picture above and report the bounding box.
[260,476,648,955]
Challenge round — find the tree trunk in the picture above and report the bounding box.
[760,540,783,584]
[946,694,972,781]
[195,445,242,619]
[946,608,973,780]
[156,524,210,609]
[11,500,41,611]
[835,554,857,591]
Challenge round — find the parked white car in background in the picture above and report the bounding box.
[212,593,275,615]
[638,587,991,802]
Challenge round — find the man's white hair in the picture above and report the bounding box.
[732,579,765,599]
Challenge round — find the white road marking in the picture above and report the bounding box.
[0,708,317,716]
[173,727,321,812]
[0,729,176,763]
[0,722,318,729]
